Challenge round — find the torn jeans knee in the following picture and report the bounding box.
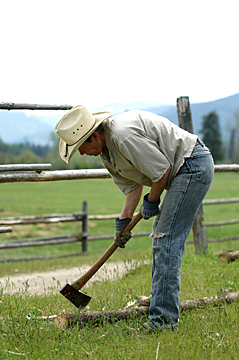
[153,233,165,239]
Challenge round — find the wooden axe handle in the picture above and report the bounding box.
[72,212,142,290]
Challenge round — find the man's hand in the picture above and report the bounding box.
[114,218,132,248]
[140,193,160,219]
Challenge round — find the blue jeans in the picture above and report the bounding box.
[148,141,214,330]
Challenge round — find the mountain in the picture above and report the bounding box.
[0,94,238,145]
[0,111,60,145]
[93,95,239,139]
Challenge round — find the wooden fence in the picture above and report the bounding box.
[0,100,239,262]
[0,200,88,262]
[0,195,239,262]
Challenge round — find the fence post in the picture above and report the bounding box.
[176,96,208,254]
[82,201,88,254]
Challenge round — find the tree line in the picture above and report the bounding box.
[200,110,239,164]
[0,132,104,170]
[0,111,238,169]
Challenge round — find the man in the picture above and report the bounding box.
[55,105,214,332]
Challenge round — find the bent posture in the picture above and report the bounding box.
[55,105,214,331]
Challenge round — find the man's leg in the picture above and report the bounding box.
[148,148,214,330]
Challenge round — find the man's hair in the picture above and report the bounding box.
[84,123,104,143]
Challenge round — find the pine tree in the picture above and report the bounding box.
[200,111,223,163]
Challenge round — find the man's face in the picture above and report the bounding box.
[78,133,103,157]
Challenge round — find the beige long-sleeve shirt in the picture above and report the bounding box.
[101,110,198,195]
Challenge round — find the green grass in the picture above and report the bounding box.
[0,254,238,359]
[0,172,239,359]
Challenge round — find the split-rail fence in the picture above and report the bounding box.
[0,99,238,262]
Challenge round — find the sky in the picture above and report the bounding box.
[1,0,239,112]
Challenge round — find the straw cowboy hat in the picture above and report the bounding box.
[55,105,112,163]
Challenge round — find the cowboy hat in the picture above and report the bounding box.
[55,105,112,163]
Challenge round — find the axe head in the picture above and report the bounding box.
[60,283,91,309]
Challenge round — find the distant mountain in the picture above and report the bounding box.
[92,100,169,114]
[0,111,60,145]
[0,94,238,145]
[94,95,239,141]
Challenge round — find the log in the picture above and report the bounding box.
[203,198,239,205]
[0,252,83,263]
[54,291,239,329]
[0,102,73,110]
[205,219,239,226]
[0,164,52,173]
[0,166,238,183]
[0,233,85,249]
[214,164,239,172]
[54,306,149,329]
[207,236,239,243]
[179,291,239,310]
[218,250,239,262]
[0,227,12,233]
[0,212,85,225]
[0,169,111,183]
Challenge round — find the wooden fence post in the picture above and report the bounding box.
[82,201,88,254]
[176,96,208,254]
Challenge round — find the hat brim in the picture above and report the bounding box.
[59,111,112,163]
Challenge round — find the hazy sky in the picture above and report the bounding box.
[1,0,239,110]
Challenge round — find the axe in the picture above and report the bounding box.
[60,212,142,308]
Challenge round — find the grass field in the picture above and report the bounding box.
[0,172,238,359]
[0,172,238,274]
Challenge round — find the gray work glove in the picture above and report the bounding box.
[114,217,132,248]
[140,193,160,220]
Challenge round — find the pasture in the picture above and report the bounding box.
[0,172,238,359]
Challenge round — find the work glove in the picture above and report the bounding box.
[140,193,160,220]
[114,217,132,248]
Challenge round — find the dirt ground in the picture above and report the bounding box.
[0,260,135,295]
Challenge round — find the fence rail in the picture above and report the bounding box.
[0,165,238,184]
[0,164,52,173]
[0,227,12,234]
[0,212,87,225]
[0,102,73,111]
[0,169,110,183]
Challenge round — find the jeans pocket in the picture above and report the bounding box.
[191,154,214,185]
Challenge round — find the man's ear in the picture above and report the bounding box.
[91,131,99,140]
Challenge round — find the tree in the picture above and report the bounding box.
[232,109,239,163]
[200,111,223,163]
[228,128,236,161]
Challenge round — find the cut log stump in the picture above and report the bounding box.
[54,291,239,329]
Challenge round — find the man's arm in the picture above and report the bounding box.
[114,166,171,247]
[114,185,143,248]
[140,165,171,219]
[119,165,171,219]
[147,165,171,203]
[119,185,143,219]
